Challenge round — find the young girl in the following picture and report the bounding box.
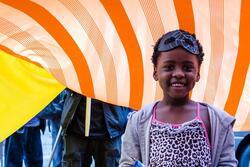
[120,30,237,167]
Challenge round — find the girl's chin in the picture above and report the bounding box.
[168,93,190,100]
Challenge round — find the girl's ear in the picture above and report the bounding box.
[196,72,200,82]
[196,65,201,82]
[153,67,158,81]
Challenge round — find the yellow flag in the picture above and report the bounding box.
[0,49,65,142]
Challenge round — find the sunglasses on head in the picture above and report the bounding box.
[157,30,200,55]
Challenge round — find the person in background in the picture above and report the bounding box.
[38,89,68,167]
[4,116,45,167]
[61,89,133,167]
[0,141,4,166]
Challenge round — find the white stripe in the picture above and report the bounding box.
[155,0,179,32]
[214,0,241,109]
[32,0,107,98]
[191,0,212,102]
[121,0,156,107]
[82,0,130,106]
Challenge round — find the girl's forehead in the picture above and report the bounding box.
[158,48,198,62]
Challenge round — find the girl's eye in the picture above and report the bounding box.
[164,65,174,71]
[183,65,194,72]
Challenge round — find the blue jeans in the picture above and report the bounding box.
[4,127,43,167]
[62,134,121,167]
[51,119,63,167]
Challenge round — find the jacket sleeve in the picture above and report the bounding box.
[218,124,238,167]
[119,112,141,167]
[37,89,68,119]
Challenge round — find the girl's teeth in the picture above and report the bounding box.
[172,83,184,87]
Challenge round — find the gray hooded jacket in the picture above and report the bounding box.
[120,102,238,167]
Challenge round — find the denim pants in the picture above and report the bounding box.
[4,126,43,167]
[62,134,121,167]
[51,119,63,167]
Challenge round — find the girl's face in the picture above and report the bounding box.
[153,47,200,101]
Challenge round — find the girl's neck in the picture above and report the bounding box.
[155,99,197,124]
[162,96,191,106]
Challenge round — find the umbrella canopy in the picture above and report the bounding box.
[0,0,249,141]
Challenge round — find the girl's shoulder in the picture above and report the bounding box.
[200,102,236,127]
[129,101,158,122]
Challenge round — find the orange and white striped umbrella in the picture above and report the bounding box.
[0,0,249,131]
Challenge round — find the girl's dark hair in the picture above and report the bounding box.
[151,29,204,67]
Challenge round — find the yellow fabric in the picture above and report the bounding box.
[0,50,65,142]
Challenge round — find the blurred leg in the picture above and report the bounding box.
[0,141,3,166]
[24,127,43,167]
[4,132,23,167]
[104,136,121,167]
[51,119,63,167]
[91,139,106,167]
[92,136,121,167]
[62,135,92,167]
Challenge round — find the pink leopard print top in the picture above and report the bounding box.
[149,103,211,167]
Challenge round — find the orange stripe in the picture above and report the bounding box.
[203,0,224,103]
[61,0,117,103]
[100,0,144,109]
[225,0,250,115]
[1,0,94,97]
[173,0,195,33]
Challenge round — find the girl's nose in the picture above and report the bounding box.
[172,68,185,78]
